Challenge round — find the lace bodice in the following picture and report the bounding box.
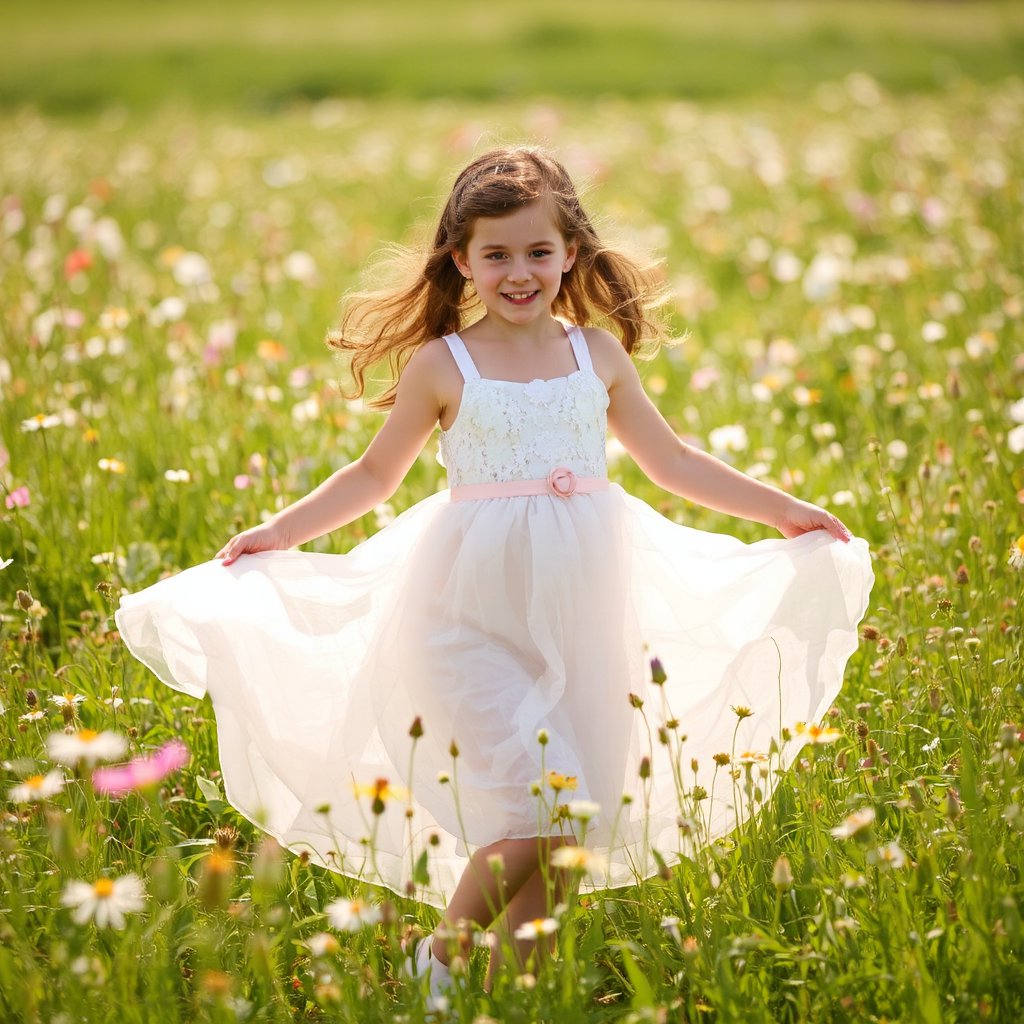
[437,325,610,488]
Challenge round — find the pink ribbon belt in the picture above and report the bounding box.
[450,466,609,502]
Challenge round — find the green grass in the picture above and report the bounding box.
[1,58,1024,1024]
[2,0,1023,114]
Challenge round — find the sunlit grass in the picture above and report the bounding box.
[1,78,1023,1021]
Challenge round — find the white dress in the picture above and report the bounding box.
[115,323,874,909]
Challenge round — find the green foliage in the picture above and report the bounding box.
[1,0,1023,114]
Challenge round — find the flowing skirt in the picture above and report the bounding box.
[115,484,873,909]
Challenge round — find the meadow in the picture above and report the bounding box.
[2,3,1024,1022]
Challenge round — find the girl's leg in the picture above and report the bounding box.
[483,846,575,993]
[429,834,574,966]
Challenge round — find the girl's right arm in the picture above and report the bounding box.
[216,343,447,565]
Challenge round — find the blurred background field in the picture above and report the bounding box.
[2,2,1024,1022]
[2,0,1024,114]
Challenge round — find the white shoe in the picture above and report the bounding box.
[404,935,455,1008]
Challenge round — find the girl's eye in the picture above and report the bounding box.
[531,250,552,258]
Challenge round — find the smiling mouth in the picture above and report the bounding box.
[502,291,540,304]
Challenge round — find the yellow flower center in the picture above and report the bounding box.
[79,729,99,742]
[92,878,115,898]
[26,774,45,789]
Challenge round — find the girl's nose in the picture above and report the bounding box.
[506,259,532,282]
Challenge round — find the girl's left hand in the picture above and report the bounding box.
[775,497,853,543]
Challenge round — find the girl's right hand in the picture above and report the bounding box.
[215,520,293,565]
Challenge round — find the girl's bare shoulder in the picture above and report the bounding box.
[580,326,634,389]
[399,336,464,408]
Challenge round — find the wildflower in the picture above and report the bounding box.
[61,873,146,929]
[772,854,793,890]
[164,469,191,483]
[283,251,317,283]
[49,693,87,710]
[172,251,211,287]
[5,487,30,509]
[513,917,558,941]
[97,458,127,474]
[650,657,667,685]
[233,474,250,490]
[547,771,578,792]
[19,710,46,722]
[92,739,189,796]
[325,896,382,932]
[305,932,340,957]
[195,849,235,908]
[214,825,241,849]
[737,751,769,765]
[351,777,408,814]
[46,728,128,767]
[20,414,61,432]
[536,728,549,745]
[257,339,288,362]
[206,847,237,876]
[198,969,233,1000]
[1008,535,1024,570]
[550,846,608,874]
[0,555,12,570]
[732,705,753,719]
[794,721,844,745]
[868,841,908,870]
[567,799,601,821]
[712,752,731,766]
[8,769,65,802]
[709,424,749,454]
[830,806,876,840]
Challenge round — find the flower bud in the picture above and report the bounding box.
[772,854,793,890]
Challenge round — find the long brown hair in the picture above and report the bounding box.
[327,146,668,409]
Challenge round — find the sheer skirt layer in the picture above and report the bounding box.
[115,485,873,909]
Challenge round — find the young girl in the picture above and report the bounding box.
[115,146,873,997]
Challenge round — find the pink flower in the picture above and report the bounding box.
[5,486,30,509]
[233,474,251,490]
[92,740,189,797]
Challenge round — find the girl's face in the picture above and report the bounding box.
[452,199,578,329]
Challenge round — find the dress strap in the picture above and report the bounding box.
[566,325,594,373]
[442,333,481,381]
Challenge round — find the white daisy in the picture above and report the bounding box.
[830,806,876,840]
[305,932,340,956]
[566,799,601,821]
[868,841,908,871]
[513,917,558,941]
[324,896,382,932]
[45,728,128,767]
[61,873,146,929]
[49,693,87,709]
[550,846,608,875]
[8,769,65,802]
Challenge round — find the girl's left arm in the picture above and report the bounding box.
[597,331,852,543]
